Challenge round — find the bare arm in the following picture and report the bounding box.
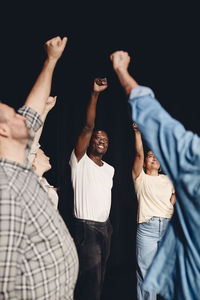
[75,78,108,161]
[110,51,138,96]
[170,193,176,206]
[24,36,67,115]
[132,122,144,179]
[32,96,57,147]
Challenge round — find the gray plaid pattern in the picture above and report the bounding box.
[0,106,78,299]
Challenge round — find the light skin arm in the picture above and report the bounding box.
[111,51,177,204]
[75,78,108,161]
[24,36,67,115]
[132,122,144,179]
[32,96,57,147]
[110,51,138,96]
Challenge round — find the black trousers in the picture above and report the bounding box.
[73,218,112,300]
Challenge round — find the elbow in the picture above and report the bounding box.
[83,125,94,133]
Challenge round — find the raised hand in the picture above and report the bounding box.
[110,50,138,95]
[110,51,130,72]
[45,36,68,61]
[44,96,57,113]
[93,77,108,93]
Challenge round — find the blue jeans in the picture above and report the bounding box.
[136,217,170,300]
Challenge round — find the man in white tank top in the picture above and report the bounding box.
[69,78,115,300]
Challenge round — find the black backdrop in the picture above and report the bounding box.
[1,2,200,299]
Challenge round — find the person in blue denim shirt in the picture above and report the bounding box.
[110,50,200,300]
[132,122,175,300]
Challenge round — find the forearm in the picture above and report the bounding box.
[84,91,99,129]
[134,130,144,158]
[115,68,138,96]
[132,129,144,178]
[24,58,57,115]
[74,91,99,160]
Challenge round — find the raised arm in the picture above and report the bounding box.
[32,96,57,147]
[24,36,67,115]
[110,51,138,96]
[74,78,108,161]
[132,122,144,179]
[110,50,200,185]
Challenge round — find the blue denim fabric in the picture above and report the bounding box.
[129,86,200,299]
[137,217,170,300]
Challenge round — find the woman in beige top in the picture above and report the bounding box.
[132,122,175,300]
[29,96,58,209]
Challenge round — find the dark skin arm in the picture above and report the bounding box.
[75,78,108,161]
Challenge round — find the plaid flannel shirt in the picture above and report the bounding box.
[0,106,78,299]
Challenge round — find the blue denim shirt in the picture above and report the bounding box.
[129,86,200,300]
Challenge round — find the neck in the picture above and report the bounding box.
[146,169,159,176]
[89,153,103,166]
[34,169,44,177]
[0,141,27,164]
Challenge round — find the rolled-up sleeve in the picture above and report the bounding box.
[18,106,43,132]
[129,86,200,300]
[128,88,200,185]
[18,106,43,162]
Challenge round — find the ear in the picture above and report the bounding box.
[0,123,10,138]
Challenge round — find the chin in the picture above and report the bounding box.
[97,151,107,156]
[45,164,51,172]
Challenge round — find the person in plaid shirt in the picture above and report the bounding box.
[0,36,78,299]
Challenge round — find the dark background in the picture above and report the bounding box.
[1,2,199,299]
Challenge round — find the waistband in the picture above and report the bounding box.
[74,217,110,227]
[138,216,171,224]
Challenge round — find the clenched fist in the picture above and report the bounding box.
[93,77,108,93]
[110,50,130,72]
[45,36,68,61]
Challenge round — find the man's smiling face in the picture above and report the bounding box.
[90,130,109,156]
